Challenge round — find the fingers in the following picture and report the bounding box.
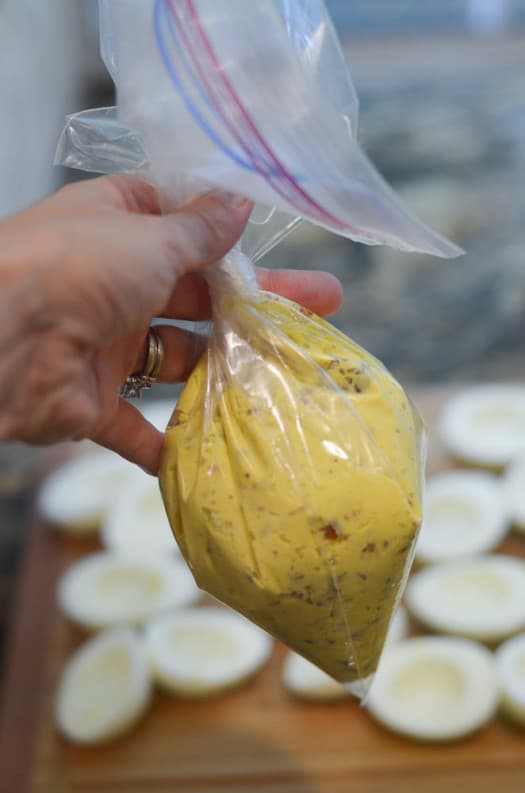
[162,268,344,320]
[92,399,164,475]
[53,175,341,319]
[151,191,253,279]
[98,175,163,215]
[161,271,213,320]
[100,178,342,317]
[257,267,343,316]
[39,183,254,341]
[133,325,206,383]
[97,189,253,321]
[103,178,342,317]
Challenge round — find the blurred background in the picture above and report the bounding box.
[1,0,525,748]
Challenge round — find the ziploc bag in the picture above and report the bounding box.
[159,249,425,697]
[56,0,461,259]
[56,0,445,697]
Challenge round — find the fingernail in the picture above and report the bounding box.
[210,190,251,210]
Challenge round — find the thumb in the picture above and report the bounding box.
[151,191,253,277]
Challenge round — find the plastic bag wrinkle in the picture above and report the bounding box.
[160,251,425,697]
[56,0,462,259]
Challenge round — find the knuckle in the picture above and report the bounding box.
[54,181,79,203]
[22,334,99,442]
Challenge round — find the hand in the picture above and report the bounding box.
[0,175,343,473]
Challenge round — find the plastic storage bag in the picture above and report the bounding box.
[56,0,446,696]
[56,0,461,259]
[159,249,425,696]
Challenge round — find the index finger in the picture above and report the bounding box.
[162,267,343,320]
[92,399,164,475]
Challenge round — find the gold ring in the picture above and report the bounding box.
[120,328,165,399]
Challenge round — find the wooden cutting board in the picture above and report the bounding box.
[1,389,524,793]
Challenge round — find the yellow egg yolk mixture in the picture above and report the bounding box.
[160,292,423,690]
